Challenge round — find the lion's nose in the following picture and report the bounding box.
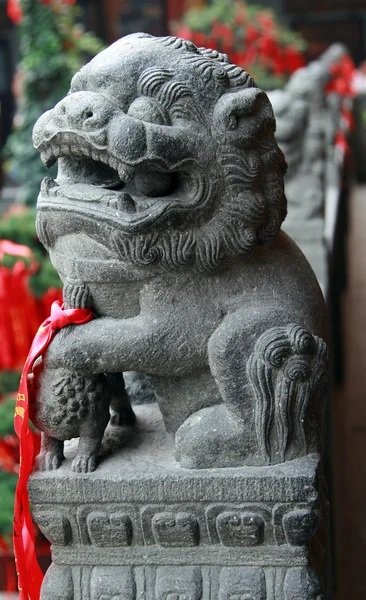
[52,91,118,130]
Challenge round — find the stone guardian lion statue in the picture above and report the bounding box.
[32,33,328,472]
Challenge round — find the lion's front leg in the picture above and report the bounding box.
[44,315,167,375]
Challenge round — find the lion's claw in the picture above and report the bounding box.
[71,454,98,473]
[36,451,64,471]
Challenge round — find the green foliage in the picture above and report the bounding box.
[0,396,17,436]
[5,0,105,205]
[0,397,17,538]
[0,374,20,398]
[0,470,17,537]
[0,208,38,247]
[184,0,237,29]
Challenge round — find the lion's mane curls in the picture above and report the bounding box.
[111,35,287,272]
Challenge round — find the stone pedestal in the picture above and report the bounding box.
[29,405,326,600]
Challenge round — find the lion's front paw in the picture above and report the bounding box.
[36,450,64,471]
[45,326,98,373]
[71,454,98,473]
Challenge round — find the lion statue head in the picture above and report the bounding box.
[33,33,286,273]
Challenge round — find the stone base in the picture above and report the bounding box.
[29,404,327,600]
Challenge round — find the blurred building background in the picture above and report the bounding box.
[2,0,366,156]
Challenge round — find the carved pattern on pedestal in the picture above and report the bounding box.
[86,511,133,547]
[206,505,270,547]
[33,510,73,546]
[90,566,136,600]
[76,505,140,546]
[151,512,200,547]
[216,512,265,547]
[141,506,203,546]
[219,567,266,600]
[155,567,202,600]
[40,564,324,600]
[273,504,320,546]
[34,501,323,551]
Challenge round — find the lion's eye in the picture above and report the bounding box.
[127,97,171,126]
[134,171,173,197]
[227,115,238,130]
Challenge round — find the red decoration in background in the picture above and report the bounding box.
[245,25,260,44]
[256,12,275,33]
[7,0,77,24]
[0,433,19,474]
[325,52,356,156]
[284,45,306,72]
[7,0,22,24]
[190,31,206,48]
[335,130,350,155]
[13,301,94,600]
[325,55,357,97]
[174,4,306,85]
[0,537,17,593]
[0,241,63,372]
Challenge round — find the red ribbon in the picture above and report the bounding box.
[13,301,94,600]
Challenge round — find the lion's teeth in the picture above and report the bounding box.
[117,193,136,213]
[118,165,134,182]
[41,149,56,168]
[41,177,57,195]
[104,193,136,214]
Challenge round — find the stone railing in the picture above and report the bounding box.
[268,43,353,296]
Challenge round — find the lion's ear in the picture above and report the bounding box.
[212,88,274,146]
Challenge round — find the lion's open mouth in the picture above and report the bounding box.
[39,142,193,221]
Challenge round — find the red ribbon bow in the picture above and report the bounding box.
[13,301,94,600]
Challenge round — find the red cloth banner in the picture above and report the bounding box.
[13,301,94,600]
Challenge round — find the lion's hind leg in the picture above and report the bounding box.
[106,373,136,427]
[176,312,328,469]
[176,310,262,469]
